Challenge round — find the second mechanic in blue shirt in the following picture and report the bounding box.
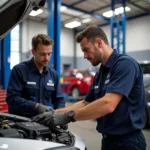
[6,34,65,118]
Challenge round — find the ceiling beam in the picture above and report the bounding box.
[91,4,110,13]
[71,0,85,6]
[61,3,109,21]
[75,12,149,32]
[128,1,150,14]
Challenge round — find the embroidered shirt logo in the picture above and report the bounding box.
[94,86,99,89]
[27,81,36,85]
[104,79,109,84]
[48,80,52,83]
[106,73,110,79]
[47,80,54,86]
[104,73,110,84]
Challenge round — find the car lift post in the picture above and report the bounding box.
[0,33,11,89]
[47,0,61,78]
[111,0,126,54]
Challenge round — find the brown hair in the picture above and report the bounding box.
[76,25,109,45]
[32,34,54,50]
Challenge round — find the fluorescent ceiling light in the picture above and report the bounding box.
[115,6,130,15]
[65,21,81,29]
[29,9,43,16]
[103,6,130,18]
[82,18,91,23]
[60,6,67,12]
[81,15,91,19]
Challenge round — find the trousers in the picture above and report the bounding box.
[101,130,146,150]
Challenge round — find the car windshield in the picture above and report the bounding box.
[80,70,91,76]
[63,72,70,77]
[140,64,150,74]
[62,70,92,78]
[73,70,91,77]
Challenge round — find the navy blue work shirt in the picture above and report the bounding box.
[6,58,65,117]
[85,50,145,135]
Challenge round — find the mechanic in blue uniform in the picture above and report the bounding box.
[6,34,65,118]
[33,26,146,150]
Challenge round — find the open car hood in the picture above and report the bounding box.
[0,0,46,39]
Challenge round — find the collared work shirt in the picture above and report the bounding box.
[85,50,145,135]
[6,58,65,117]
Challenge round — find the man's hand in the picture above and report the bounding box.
[60,124,68,130]
[52,112,74,126]
[32,110,75,128]
[35,103,54,114]
[32,111,54,125]
[46,111,75,127]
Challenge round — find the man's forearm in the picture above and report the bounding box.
[55,100,89,112]
[74,93,122,121]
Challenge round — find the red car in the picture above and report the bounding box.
[61,69,95,97]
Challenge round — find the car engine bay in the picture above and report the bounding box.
[0,113,74,146]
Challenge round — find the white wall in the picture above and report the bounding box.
[22,15,150,57]
[76,15,150,56]
[22,19,47,53]
[60,27,74,56]
[21,15,150,70]
[126,16,150,52]
[21,19,47,61]
[21,19,74,57]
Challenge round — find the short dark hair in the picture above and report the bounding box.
[76,25,109,45]
[32,34,54,50]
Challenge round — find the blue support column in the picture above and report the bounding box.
[47,0,55,66]
[111,0,126,54]
[110,17,115,49]
[3,33,11,89]
[116,22,120,53]
[47,0,61,77]
[0,33,11,89]
[122,0,126,54]
[54,0,61,77]
[73,30,77,69]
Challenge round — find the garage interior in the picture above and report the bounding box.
[0,0,150,150]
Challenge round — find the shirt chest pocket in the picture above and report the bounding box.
[94,84,108,99]
[44,86,55,98]
[24,84,38,97]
